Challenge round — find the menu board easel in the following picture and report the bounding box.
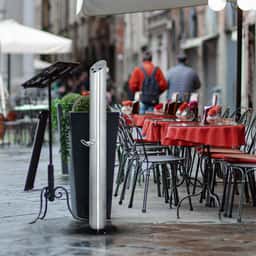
[22,61,80,223]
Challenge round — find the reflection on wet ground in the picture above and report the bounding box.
[3,218,256,256]
[0,145,256,255]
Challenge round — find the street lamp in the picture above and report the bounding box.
[208,0,226,11]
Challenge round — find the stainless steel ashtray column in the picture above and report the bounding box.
[89,60,107,231]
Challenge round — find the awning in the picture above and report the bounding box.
[0,19,72,54]
[77,0,208,16]
[181,34,218,49]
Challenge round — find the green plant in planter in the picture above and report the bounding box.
[52,92,111,166]
[52,93,80,164]
[72,95,111,112]
[72,95,90,112]
[52,98,62,129]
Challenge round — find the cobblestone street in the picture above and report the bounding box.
[0,145,256,256]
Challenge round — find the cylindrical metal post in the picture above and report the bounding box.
[236,8,243,109]
[7,54,11,95]
[48,83,54,201]
[89,60,107,231]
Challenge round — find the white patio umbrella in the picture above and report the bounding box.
[0,19,72,54]
[34,59,52,70]
[76,0,208,16]
[0,19,72,108]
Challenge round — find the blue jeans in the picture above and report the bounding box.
[139,102,154,114]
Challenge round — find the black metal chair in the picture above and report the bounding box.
[114,115,168,199]
[209,114,256,221]
[118,124,193,213]
[222,154,256,222]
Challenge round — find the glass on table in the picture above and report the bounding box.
[221,118,237,125]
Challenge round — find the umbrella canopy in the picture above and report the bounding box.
[34,59,52,70]
[77,0,208,16]
[0,19,72,54]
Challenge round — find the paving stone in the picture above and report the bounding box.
[0,145,255,255]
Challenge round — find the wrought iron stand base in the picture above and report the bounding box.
[30,186,87,224]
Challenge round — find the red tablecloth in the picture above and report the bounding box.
[142,120,170,143]
[142,119,197,143]
[163,124,245,148]
[132,114,175,127]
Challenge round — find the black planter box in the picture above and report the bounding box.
[70,112,119,219]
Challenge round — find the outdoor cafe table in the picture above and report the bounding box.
[14,104,48,111]
[161,122,245,215]
[131,114,175,127]
[162,123,245,148]
[142,119,197,144]
[14,104,48,119]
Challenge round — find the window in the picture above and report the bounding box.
[179,9,185,40]
[190,8,198,38]
[171,20,176,51]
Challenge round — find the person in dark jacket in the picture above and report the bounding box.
[166,52,201,101]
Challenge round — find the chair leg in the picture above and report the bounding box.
[209,162,217,207]
[142,169,151,213]
[228,173,237,218]
[224,168,233,217]
[155,165,162,197]
[114,152,126,197]
[189,148,196,177]
[119,158,134,205]
[238,169,246,223]
[169,162,180,208]
[251,173,256,206]
[153,167,157,184]
[183,163,193,211]
[244,181,250,203]
[192,154,201,195]
[220,167,229,212]
[248,172,256,206]
[127,164,133,190]
[200,158,208,203]
[161,164,169,204]
[128,161,140,208]
[172,163,179,206]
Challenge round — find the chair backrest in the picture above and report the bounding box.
[244,113,256,154]
[118,116,133,149]
[238,108,253,128]
[112,104,122,111]
[221,107,230,118]
[230,107,252,124]
[134,126,150,162]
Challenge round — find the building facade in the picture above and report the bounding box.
[122,4,256,111]
[36,1,256,109]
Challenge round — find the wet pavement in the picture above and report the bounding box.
[0,145,256,255]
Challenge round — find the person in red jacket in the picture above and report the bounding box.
[129,51,167,114]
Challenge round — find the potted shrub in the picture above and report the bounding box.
[69,94,119,220]
[52,92,81,173]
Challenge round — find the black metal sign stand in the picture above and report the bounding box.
[24,110,49,191]
[22,62,82,223]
